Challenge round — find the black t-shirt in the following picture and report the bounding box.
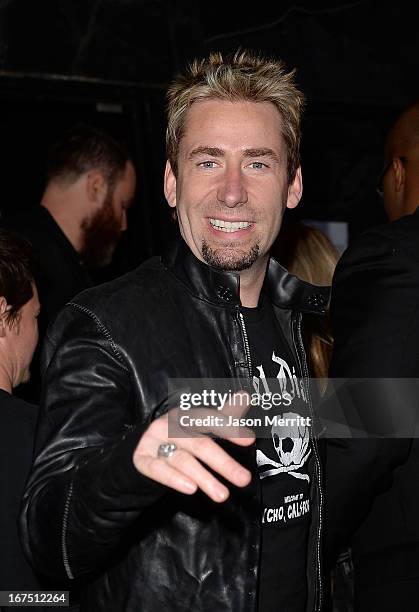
[0,390,39,590]
[4,207,92,326]
[0,391,71,610]
[242,294,312,612]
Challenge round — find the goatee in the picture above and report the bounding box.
[201,241,259,271]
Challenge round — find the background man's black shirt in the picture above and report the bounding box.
[0,390,39,590]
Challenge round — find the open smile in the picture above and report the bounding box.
[209,218,253,233]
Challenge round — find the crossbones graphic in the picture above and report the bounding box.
[257,412,311,482]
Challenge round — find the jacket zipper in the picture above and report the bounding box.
[238,308,261,611]
[294,313,323,612]
[238,310,253,377]
[62,481,74,579]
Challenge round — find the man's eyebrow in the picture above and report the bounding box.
[188,146,225,159]
[243,148,281,163]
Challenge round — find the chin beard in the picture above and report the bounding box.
[201,241,260,271]
[81,190,121,268]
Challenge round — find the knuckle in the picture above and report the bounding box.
[148,458,163,479]
[167,470,183,490]
[189,435,211,456]
[170,449,190,472]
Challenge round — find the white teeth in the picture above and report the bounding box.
[209,218,251,232]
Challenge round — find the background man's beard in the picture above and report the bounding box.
[81,190,121,268]
[201,240,260,271]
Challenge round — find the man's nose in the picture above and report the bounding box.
[217,167,248,207]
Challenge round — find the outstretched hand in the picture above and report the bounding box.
[133,392,255,502]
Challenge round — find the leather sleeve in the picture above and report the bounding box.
[20,303,166,581]
[324,229,419,567]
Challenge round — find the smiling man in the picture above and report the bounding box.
[164,99,299,307]
[21,50,328,612]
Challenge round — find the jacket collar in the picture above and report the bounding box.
[264,256,329,314]
[162,237,329,314]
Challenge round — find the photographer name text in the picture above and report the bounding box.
[178,414,311,428]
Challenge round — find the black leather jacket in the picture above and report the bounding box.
[21,239,328,612]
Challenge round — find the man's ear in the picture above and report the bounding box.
[164,161,177,209]
[0,297,9,337]
[86,170,108,206]
[286,166,303,210]
[392,157,405,192]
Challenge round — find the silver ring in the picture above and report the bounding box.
[157,442,177,458]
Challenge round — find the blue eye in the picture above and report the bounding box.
[249,161,267,169]
[198,161,216,168]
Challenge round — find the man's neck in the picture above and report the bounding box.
[238,256,269,307]
[0,361,12,394]
[41,188,84,254]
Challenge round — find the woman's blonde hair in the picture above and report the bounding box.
[273,223,340,384]
[166,49,305,182]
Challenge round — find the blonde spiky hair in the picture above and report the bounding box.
[166,49,305,182]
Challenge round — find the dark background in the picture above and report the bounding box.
[0,0,417,272]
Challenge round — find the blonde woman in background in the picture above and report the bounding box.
[272,222,340,385]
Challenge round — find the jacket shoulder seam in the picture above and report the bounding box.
[68,302,129,372]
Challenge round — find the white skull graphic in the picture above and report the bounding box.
[256,411,311,481]
[272,411,310,467]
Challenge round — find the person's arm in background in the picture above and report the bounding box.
[324,229,419,568]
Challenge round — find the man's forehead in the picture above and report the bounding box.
[184,98,283,125]
[180,99,284,152]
